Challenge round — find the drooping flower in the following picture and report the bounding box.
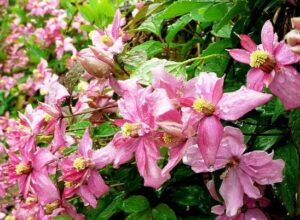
[60,129,110,208]
[183,126,284,216]
[180,72,271,167]
[228,20,300,109]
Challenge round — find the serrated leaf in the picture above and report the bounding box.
[125,210,152,220]
[96,193,125,220]
[152,203,177,220]
[121,195,150,213]
[253,129,283,151]
[131,58,186,85]
[130,40,165,59]
[94,122,119,138]
[67,121,91,137]
[137,15,162,36]
[274,144,299,215]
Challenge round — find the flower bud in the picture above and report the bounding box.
[285,30,300,55]
[89,46,115,68]
[78,48,113,78]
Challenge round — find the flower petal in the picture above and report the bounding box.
[79,184,97,208]
[261,20,275,54]
[87,170,109,197]
[240,34,257,52]
[237,169,261,199]
[135,137,169,189]
[220,169,244,217]
[269,66,300,109]
[197,116,223,167]
[245,208,268,220]
[246,68,266,92]
[111,9,121,40]
[227,49,250,64]
[274,42,300,65]
[218,86,272,120]
[78,129,92,158]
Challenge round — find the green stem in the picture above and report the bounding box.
[179,54,228,65]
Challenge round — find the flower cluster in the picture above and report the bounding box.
[0,2,299,219]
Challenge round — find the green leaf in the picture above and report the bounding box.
[125,210,152,220]
[152,204,177,220]
[274,144,299,215]
[96,193,125,220]
[238,118,257,143]
[94,122,119,138]
[253,129,283,151]
[131,58,186,85]
[121,195,150,213]
[137,15,162,36]
[204,3,228,22]
[272,97,285,123]
[211,24,233,38]
[157,1,211,20]
[214,0,247,32]
[289,109,300,150]
[130,41,165,59]
[67,121,91,137]
[79,4,96,23]
[166,14,193,45]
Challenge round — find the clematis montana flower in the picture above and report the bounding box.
[183,126,284,216]
[228,20,300,109]
[8,147,57,200]
[102,85,176,188]
[60,129,111,208]
[180,72,271,167]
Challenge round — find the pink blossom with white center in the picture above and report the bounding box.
[60,129,111,208]
[180,72,271,167]
[55,36,77,59]
[183,126,284,216]
[228,20,300,109]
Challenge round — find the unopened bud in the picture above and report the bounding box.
[285,30,300,55]
[291,17,300,30]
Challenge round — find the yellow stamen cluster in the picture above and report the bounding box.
[4,216,16,220]
[15,163,31,175]
[121,122,139,137]
[162,133,174,144]
[250,50,269,68]
[25,197,37,204]
[44,200,60,214]
[73,157,87,171]
[101,35,113,46]
[44,113,53,122]
[192,98,215,116]
[64,181,75,188]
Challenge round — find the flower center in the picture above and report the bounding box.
[162,133,174,144]
[44,113,53,122]
[101,35,113,46]
[25,197,37,204]
[64,181,76,188]
[192,98,215,116]
[250,50,276,72]
[121,122,140,137]
[44,200,60,215]
[73,157,87,171]
[15,163,31,175]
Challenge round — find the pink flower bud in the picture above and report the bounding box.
[285,30,300,54]
[78,48,114,78]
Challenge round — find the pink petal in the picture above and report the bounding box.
[79,185,97,208]
[220,169,244,217]
[32,148,56,171]
[211,205,225,215]
[245,208,268,220]
[152,66,184,99]
[87,170,109,197]
[246,68,266,92]
[78,129,92,158]
[269,66,300,109]
[135,137,169,189]
[274,42,300,65]
[197,116,223,167]
[93,143,116,169]
[237,169,261,199]
[219,126,246,158]
[240,34,257,52]
[206,180,221,202]
[218,86,272,120]
[111,10,121,40]
[261,20,275,54]
[161,141,188,176]
[227,49,250,64]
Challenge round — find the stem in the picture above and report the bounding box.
[179,54,228,65]
[110,183,125,187]
[63,104,117,118]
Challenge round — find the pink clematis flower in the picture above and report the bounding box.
[102,84,176,188]
[180,72,271,167]
[60,129,111,208]
[183,126,284,216]
[228,20,300,109]
[8,147,57,200]
[89,10,130,57]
